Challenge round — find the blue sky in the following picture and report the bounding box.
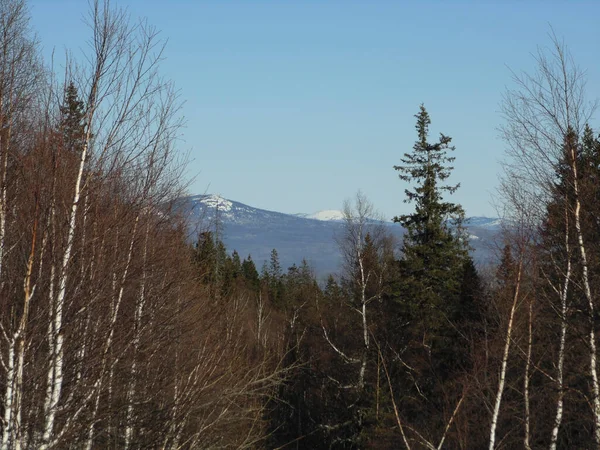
[29,1,600,219]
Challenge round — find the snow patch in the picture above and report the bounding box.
[200,194,233,212]
[308,210,345,221]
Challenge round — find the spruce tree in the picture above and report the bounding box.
[268,249,282,280]
[267,249,284,305]
[393,105,469,327]
[392,105,475,406]
[231,250,242,272]
[194,231,217,286]
[59,82,86,152]
[241,255,260,292]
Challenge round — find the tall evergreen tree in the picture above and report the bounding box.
[390,105,475,431]
[393,105,470,330]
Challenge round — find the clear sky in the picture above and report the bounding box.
[29,1,600,220]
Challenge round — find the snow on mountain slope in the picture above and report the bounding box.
[181,194,298,226]
[307,210,345,221]
[198,194,233,213]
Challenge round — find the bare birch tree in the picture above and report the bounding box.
[500,32,599,448]
[321,192,393,389]
[0,0,286,448]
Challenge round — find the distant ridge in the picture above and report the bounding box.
[177,194,501,278]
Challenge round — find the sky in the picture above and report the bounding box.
[29,1,600,220]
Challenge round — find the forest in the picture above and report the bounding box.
[0,0,599,448]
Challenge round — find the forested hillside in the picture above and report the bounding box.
[0,0,599,449]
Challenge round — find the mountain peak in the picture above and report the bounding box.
[198,194,233,212]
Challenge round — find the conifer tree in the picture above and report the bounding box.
[393,105,470,330]
[390,105,474,425]
[194,231,217,286]
[59,81,86,152]
[242,255,260,291]
[267,249,283,304]
[231,250,242,272]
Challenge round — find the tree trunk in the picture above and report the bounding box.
[489,256,523,450]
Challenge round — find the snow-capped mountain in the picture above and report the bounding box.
[177,194,501,278]
[183,194,297,226]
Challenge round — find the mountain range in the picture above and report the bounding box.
[176,194,502,278]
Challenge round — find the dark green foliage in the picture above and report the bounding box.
[221,249,243,294]
[324,275,343,306]
[59,81,86,151]
[269,248,282,279]
[193,231,218,286]
[265,249,285,305]
[393,105,470,332]
[496,244,516,288]
[394,105,463,228]
[193,231,239,296]
[393,105,472,341]
[231,250,242,272]
[530,125,600,448]
[241,254,260,291]
[383,106,481,442]
[264,106,487,449]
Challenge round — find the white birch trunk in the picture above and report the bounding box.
[0,88,12,285]
[1,338,15,450]
[524,299,532,450]
[41,253,56,443]
[0,134,7,283]
[39,158,86,448]
[39,80,98,449]
[13,233,37,450]
[124,259,147,449]
[569,144,600,447]
[2,204,39,450]
[84,381,100,450]
[489,257,523,450]
[13,339,24,450]
[549,206,572,450]
[358,250,368,390]
[86,215,138,448]
[0,99,12,449]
